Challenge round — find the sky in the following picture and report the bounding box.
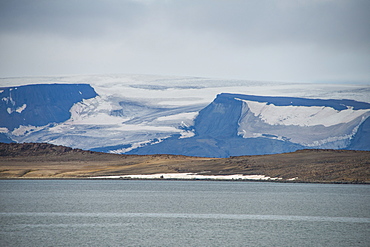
[0,0,369,83]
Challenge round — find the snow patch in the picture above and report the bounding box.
[156,112,198,122]
[238,99,370,127]
[67,96,131,125]
[0,127,9,133]
[5,104,27,114]
[237,98,370,148]
[15,104,27,113]
[303,116,367,147]
[109,145,138,154]
[109,138,168,154]
[3,94,15,106]
[11,125,46,136]
[179,130,195,139]
[91,173,283,180]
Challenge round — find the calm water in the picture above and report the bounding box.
[0,180,369,247]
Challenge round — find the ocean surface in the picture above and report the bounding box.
[0,180,369,247]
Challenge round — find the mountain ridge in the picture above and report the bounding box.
[1,142,369,183]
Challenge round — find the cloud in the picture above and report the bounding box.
[0,0,145,38]
[0,0,369,83]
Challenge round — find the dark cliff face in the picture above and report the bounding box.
[347,116,370,151]
[194,94,243,138]
[0,142,75,157]
[0,84,97,130]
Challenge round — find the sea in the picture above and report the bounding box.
[0,180,369,247]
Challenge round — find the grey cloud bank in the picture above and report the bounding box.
[0,0,369,83]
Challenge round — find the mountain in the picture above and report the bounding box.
[0,75,369,157]
[0,83,97,130]
[0,83,97,144]
[126,93,370,157]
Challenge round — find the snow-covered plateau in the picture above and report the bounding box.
[1,74,369,157]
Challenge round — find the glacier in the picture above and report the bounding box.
[124,93,370,157]
[0,74,369,157]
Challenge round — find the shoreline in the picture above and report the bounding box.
[1,177,368,184]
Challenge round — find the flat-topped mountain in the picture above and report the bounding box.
[126,93,370,157]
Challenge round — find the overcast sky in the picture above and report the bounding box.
[0,0,369,83]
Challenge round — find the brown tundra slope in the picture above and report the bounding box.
[0,142,369,183]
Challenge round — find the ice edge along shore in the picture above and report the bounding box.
[90,173,298,181]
